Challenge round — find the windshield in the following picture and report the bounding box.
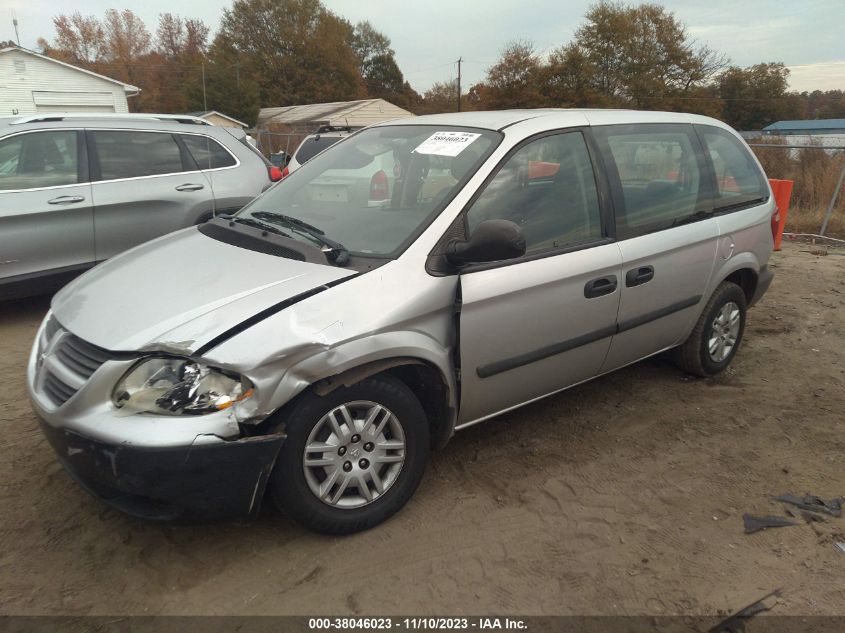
[237,125,500,257]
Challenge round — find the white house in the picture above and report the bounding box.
[0,46,139,116]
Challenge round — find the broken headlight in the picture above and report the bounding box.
[113,357,254,416]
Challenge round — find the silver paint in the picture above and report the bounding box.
[27,109,774,458]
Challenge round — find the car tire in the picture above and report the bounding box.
[269,374,429,534]
[673,281,747,377]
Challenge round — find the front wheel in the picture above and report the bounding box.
[673,281,747,377]
[270,374,429,534]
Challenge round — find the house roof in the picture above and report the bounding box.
[763,119,845,132]
[186,110,249,128]
[258,98,413,128]
[0,46,140,96]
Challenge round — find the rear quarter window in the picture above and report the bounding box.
[181,134,237,169]
[697,125,768,210]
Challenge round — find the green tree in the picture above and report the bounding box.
[348,21,392,75]
[542,43,605,107]
[418,80,460,114]
[153,14,210,114]
[347,21,417,108]
[215,0,364,107]
[801,90,845,119]
[718,63,802,130]
[186,35,260,126]
[482,40,543,109]
[574,1,726,110]
[102,8,152,88]
[37,12,105,66]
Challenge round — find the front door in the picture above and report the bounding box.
[456,130,622,425]
[0,129,94,284]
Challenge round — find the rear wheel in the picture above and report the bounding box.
[270,375,429,534]
[673,281,747,377]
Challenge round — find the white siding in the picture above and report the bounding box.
[259,99,414,129]
[0,50,130,116]
[327,100,413,127]
[203,112,243,128]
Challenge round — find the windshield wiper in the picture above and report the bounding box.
[230,216,292,238]
[251,211,350,265]
[255,212,325,235]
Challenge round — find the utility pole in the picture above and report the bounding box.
[201,60,208,111]
[12,10,20,46]
[456,57,462,112]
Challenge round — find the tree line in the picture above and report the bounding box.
[31,0,845,130]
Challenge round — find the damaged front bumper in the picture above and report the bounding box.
[27,315,286,521]
[38,420,284,520]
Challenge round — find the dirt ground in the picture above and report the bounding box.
[1,241,844,617]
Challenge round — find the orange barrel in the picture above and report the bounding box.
[768,179,794,251]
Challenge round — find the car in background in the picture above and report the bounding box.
[269,151,291,168]
[0,113,283,300]
[286,125,352,173]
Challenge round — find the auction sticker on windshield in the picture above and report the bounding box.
[413,131,482,157]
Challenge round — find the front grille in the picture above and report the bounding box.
[44,314,61,341]
[55,334,114,379]
[37,318,126,408]
[43,372,77,406]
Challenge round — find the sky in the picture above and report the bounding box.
[3,0,844,94]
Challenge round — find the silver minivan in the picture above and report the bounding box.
[0,113,278,299]
[28,110,775,533]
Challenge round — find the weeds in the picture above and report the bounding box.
[752,138,845,237]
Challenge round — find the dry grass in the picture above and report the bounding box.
[752,139,845,237]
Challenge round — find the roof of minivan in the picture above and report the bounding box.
[375,109,727,132]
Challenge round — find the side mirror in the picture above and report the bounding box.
[446,219,526,266]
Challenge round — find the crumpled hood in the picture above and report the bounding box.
[51,227,355,353]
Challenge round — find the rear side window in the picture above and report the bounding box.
[181,134,237,169]
[466,131,603,255]
[698,126,768,210]
[92,131,185,181]
[595,124,706,239]
[295,136,343,163]
[0,130,78,191]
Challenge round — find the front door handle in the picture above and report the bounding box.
[175,183,204,192]
[584,275,618,298]
[47,195,85,205]
[625,265,655,287]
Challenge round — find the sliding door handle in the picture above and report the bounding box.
[626,265,655,287]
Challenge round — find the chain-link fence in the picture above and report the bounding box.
[746,135,845,239]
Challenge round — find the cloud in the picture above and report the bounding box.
[787,61,845,92]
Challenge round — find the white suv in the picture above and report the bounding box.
[286,126,352,173]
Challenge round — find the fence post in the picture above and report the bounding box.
[769,179,793,251]
[820,163,845,236]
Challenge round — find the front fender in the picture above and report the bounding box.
[265,331,457,412]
